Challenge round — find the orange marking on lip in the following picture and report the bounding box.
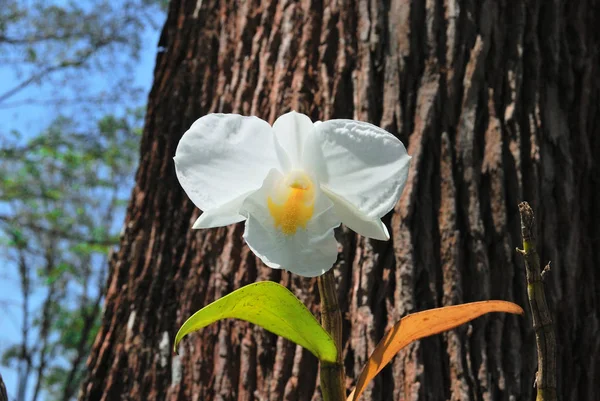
[267,172,315,235]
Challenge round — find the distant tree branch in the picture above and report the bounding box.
[0,33,80,45]
[0,93,127,109]
[0,215,118,247]
[0,63,79,105]
[15,246,33,401]
[30,247,59,401]
[60,288,103,401]
[0,41,110,105]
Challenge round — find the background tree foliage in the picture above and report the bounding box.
[0,0,165,107]
[0,1,165,400]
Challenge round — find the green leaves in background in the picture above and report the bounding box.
[0,2,165,400]
[0,111,145,401]
[174,281,337,364]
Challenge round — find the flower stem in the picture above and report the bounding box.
[516,202,557,401]
[318,269,345,401]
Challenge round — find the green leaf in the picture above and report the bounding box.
[173,281,337,363]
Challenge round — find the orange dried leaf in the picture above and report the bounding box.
[347,300,524,401]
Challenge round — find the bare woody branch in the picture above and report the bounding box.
[516,202,557,401]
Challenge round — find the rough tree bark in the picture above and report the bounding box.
[0,373,7,401]
[78,1,599,400]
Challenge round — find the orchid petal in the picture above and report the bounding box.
[308,120,411,219]
[174,114,279,223]
[273,111,315,169]
[321,186,390,240]
[192,191,253,229]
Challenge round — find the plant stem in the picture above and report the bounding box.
[516,202,557,401]
[318,269,345,401]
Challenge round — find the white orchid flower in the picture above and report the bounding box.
[174,111,411,277]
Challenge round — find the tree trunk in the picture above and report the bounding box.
[0,373,7,401]
[78,1,600,400]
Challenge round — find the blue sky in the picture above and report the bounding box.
[0,11,164,399]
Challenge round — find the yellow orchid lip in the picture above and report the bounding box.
[267,171,315,235]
